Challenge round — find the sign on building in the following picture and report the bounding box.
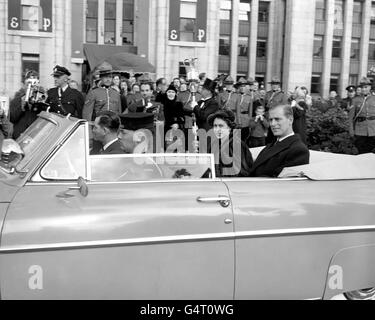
[8,0,53,33]
[169,0,207,43]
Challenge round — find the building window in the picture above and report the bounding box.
[104,0,116,44]
[238,36,248,57]
[22,54,40,80]
[371,1,375,25]
[219,36,230,56]
[311,74,321,94]
[239,0,250,21]
[351,38,360,60]
[349,74,358,86]
[257,39,267,58]
[316,0,326,21]
[369,41,375,60]
[220,0,232,20]
[258,1,269,23]
[334,0,344,30]
[330,75,340,93]
[180,0,197,42]
[332,37,342,58]
[21,4,39,31]
[86,0,98,43]
[353,0,363,24]
[255,74,265,85]
[313,36,324,58]
[122,0,134,44]
[179,62,187,78]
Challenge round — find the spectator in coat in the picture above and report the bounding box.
[192,78,219,131]
[248,105,269,148]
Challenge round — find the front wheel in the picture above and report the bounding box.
[344,288,375,300]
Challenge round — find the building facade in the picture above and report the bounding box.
[2,0,375,100]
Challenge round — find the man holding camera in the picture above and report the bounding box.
[9,70,41,139]
[46,66,84,118]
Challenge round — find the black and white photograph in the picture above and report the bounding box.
[0,0,375,304]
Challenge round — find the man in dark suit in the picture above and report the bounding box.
[193,78,219,131]
[46,66,84,118]
[91,111,125,155]
[250,104,310,177]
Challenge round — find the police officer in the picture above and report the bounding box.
[349,77,375,154]
[46,66,84,118]
[82,62,122,122]
[265,76,289,143]
[218,75,239,112]
[235,77,255,143]
[265,76,289,110]
[340,85,356,112]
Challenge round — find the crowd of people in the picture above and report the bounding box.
[1,62,375,178]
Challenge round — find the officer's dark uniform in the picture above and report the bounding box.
[45,66,84,118]
[348,78,375,154]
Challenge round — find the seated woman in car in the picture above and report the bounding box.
[207,109,253,177]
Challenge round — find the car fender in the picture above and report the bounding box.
[323,244,375,299]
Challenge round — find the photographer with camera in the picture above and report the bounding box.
[9,70,42,139]
[46,66,84,118]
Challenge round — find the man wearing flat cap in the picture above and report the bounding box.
[46,65,84,118]
[191,78,219,131]
[82,62,122,122]
[348,77,375,154]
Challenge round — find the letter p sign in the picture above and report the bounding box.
[43,18,51,31]
[197,29,205,42]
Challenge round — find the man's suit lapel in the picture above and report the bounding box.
[252,135,298,170]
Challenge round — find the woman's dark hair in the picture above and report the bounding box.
[207,109,237,129]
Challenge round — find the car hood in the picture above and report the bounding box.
[0,181,19,203]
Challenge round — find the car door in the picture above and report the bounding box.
[0,127,234,299]
[224,177,375,300]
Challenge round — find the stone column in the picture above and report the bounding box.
[321,0,335,98]
[248,0,259,78]
[230,0,240,80]
[116,0,123,46]
[339,0,353,97]
[265,0,276,88]
[359,0,371,77]
[98,0,105,44]
[282,0,316,92]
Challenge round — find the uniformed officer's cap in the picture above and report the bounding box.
[235,77,248,87]
[247,77,255,85]
[51,65,71,77]
[346,85,356,92]
[138,73,154,85]
[223,75,234,85]
[268,76,281,85]
[358,77,372,87]
[96,61,113,77]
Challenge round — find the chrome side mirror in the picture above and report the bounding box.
[56,177,88,199]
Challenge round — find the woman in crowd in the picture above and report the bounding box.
[290,86,308,145]
[119,77,129,113]
[207,109,253,177]
[111,74,121,93]
[163,84,185,148]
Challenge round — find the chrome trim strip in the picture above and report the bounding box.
[1,225,375,254]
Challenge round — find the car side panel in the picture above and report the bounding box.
[224,178,375,300]
[0,181,234,299]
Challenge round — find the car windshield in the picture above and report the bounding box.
[0,118,56,174]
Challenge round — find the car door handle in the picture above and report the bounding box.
[197,196,231,208]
